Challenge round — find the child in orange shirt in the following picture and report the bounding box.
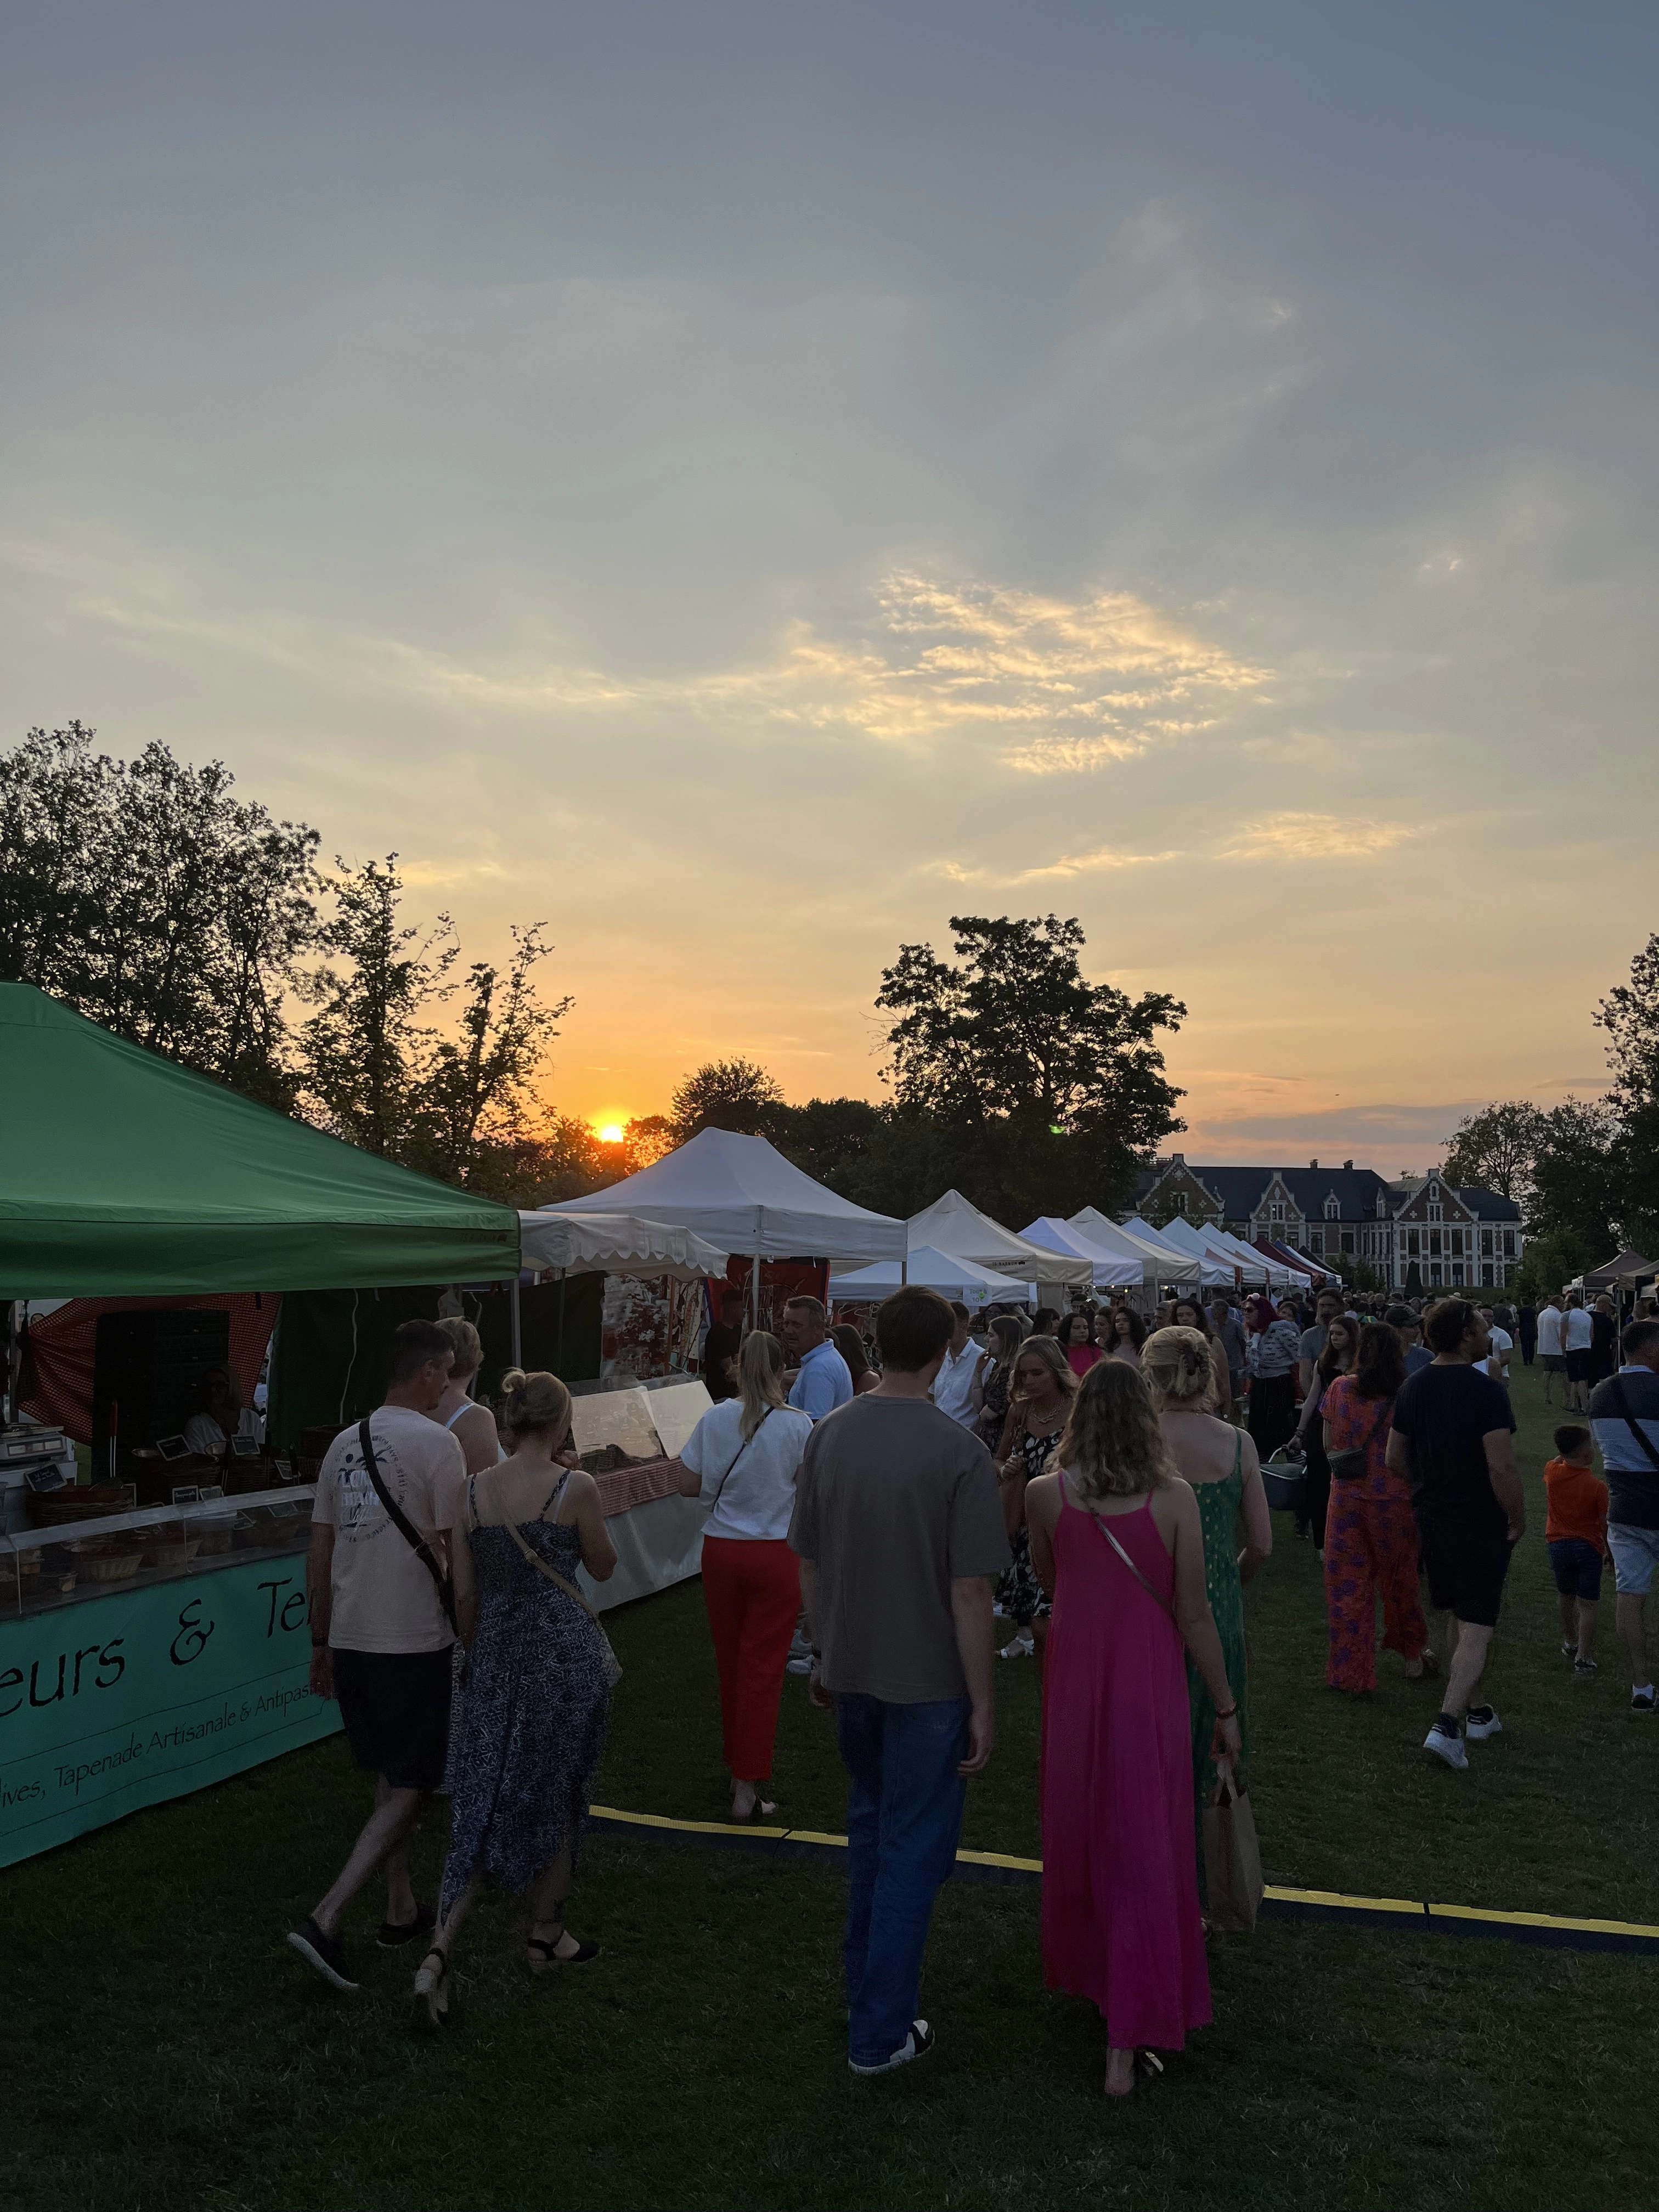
[1545,1424,1609,1675]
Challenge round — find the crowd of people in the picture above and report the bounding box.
[281,1266,1659,2094]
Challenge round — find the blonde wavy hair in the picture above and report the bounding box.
[437,1314,484,1381]
[1141,1325,1218,1412]
[737,1330,789,1442]
[1054,1357,1177,1501]
[496,1367,573,1446]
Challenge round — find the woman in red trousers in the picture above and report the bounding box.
[678,1332,813,1820]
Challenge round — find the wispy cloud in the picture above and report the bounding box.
[1220,811,1416,860]
[376,568,1272,772]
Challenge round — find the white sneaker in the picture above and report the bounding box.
[785,1656,812,1677]
[1464,1706,1502,1741]
[998,1629,1034,1660]
[1423,1718,1468,1770]
[849,2019,934,2076]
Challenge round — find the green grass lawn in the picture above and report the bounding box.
[5,1355,1658,2212]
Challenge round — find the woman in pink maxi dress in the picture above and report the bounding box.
[1028,1358,1243,2098]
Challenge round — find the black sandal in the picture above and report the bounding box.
[411,1944,450,2033]
[527,1922,601,1971]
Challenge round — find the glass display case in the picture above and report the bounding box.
[0,1487,315,1620]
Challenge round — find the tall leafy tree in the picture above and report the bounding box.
[875,913,1185,1210]
[415,926,572,1187]
[300,856,453,1158]
[0,723,320,1105]
[670,1057,785,1139]
[1441,1100,1547,1206]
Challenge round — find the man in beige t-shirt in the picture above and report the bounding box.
[287,1319,466,1993]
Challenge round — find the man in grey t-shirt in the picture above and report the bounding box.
[790,1284,1010,2079]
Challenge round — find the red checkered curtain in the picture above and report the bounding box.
[18,1294,281,1444]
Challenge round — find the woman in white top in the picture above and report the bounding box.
[677,1332,812,1821]
[432,1317,507,1475]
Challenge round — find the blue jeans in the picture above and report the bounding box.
[835,1692,969,2067]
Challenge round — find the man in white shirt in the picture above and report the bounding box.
[1563,1293,1595,1412]
[287,1319,465,1993]
[1476,1305,1513,1386]
[1536,1294,1567,1406]
[930,1303,984,1429]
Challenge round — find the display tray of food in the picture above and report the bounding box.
[0,1489,317,1616]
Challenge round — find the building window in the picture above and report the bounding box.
[1430,1229,1442,1256]
[1428,1202,1442,1222]
[1324,1195,1340,1220]
[1503,1230,1516,1257]
[1269,1201,1285,1223]
[1481,1229,1494,1256]
[1430,1261,1443,1285]
[1340,1231,1355,1254]
[1449,1228,1463,1257]
[1481,1264,1494,1287]
[1308,1227,1324,1254]
[1171,1191,1187,1214]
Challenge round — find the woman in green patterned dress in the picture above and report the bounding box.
[1142,1328,1273,1857]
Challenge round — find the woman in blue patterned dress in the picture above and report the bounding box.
[412,1369,618,2028]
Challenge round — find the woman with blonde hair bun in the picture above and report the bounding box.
[415,1367,618,2027]
[1026,1358,1242,2097]
[1141,1327,1271,1871]
[677,1331,813,1820]
[431,1315,506,1475]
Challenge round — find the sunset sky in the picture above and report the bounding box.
[4,4,1655,1170]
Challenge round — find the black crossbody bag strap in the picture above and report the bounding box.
[358,1415,458,1634]
[1609,1378,1659,1474]
[705,1406,776,1511]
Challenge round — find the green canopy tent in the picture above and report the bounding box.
[0,983,519,1295]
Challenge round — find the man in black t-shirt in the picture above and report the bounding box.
[1387,1297,1524,1772]
[699,1291,745,1402]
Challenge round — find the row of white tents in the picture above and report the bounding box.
[517,1127,1317,1305]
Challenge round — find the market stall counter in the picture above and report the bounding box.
[0,1489,335,1870]
[566,1374,714,1612]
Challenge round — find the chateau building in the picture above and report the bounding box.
[1134,1156,1525,1292]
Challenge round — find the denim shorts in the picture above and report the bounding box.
[1607,1521,1659,1598]
[1547,1536,1603,1602]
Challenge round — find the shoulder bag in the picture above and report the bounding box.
[703,1407,777,1515]
[1607,1377,1659,1475]
[1327,1393,1394,1483]
[496,1514,624,1690]
[357,1415,457,1635]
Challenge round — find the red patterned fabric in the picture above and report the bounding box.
[18,1294,281,1446]
[1322,1374,1427,1691]
[590,1455,690,1520]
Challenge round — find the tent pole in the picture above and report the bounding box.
[510,1276,522,1369]
[752,1254,761,1332]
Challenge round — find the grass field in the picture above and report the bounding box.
[5,1357,1658,2212]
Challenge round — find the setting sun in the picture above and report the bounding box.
[597,1124,625,1145]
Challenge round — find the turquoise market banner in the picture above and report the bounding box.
[0,1556,341,1869]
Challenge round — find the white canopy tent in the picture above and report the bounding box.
[1019,1215,1146,1290]
[518,1211,730,1282]
[907,1188,1094,1289]
[1150,1214,1275,1288]
[830,1244,1036,1308]
[544,1128,905,1263]
[1206,1227,1315,1288]
[1068,1207,1209,1289]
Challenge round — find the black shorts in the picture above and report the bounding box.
[1416,1510,1514,1629]
[1565,1348,1594,1383]
[1548,1537,1603,1602]
[331,1646,453,1791]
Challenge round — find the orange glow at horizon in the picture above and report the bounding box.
[596,1122,626,1144]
